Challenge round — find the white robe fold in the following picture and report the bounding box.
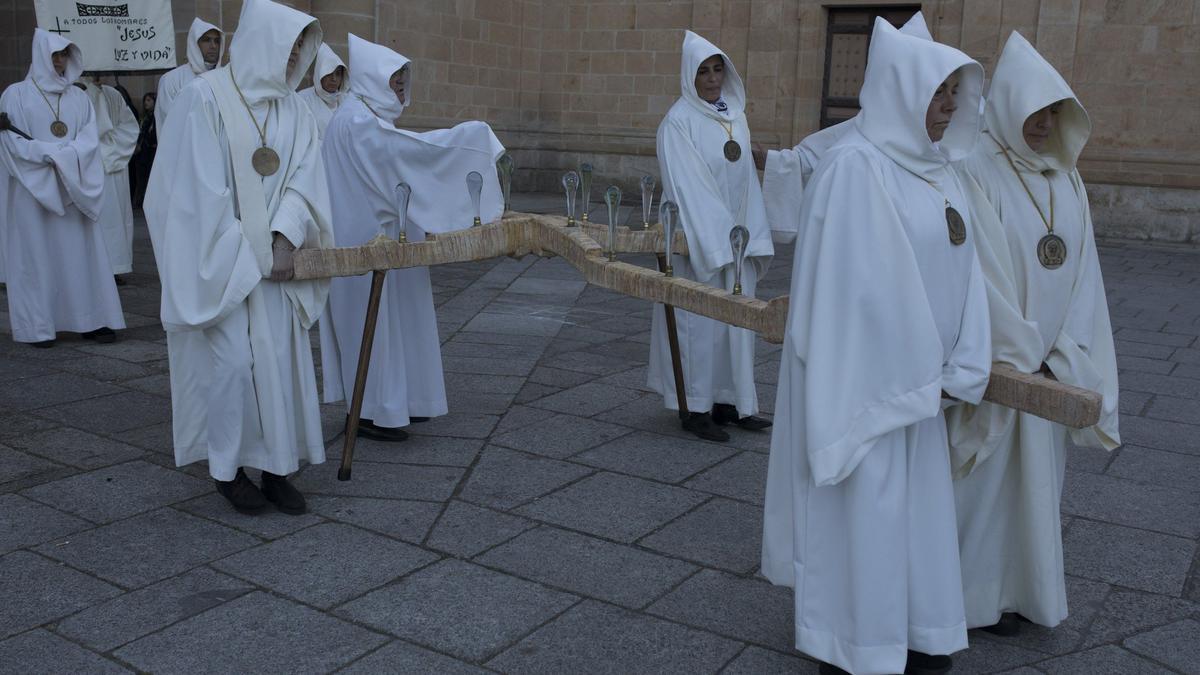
[0,30,124,342]
[648,30,775,416]
[947,30,1119,630]
[83,81,139,274]
[762,20,991,675]
[145,0,330,480]
[318,35,505,427]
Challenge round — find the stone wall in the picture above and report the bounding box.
[2,0,1197,240]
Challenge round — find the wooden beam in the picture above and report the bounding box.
[292,212,1102,429]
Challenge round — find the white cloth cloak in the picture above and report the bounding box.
[0,29,124,342]
[318,34,505,426]
[761,20,992,675]
[82,80,138,274]
[647,30,775,416]
[145,0,331,481]
[946,31,1120,630]
[297,43,347,139]
[762,12,933,243]
[155,18,224,133]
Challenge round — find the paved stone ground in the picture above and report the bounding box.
[1,195,1198,674]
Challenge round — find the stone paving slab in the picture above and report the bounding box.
[0,213,1199,672]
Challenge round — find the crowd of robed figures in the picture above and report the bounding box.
[0,3,1120,674]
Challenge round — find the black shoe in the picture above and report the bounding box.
[215,468,269,514]
[981,612,1022,636]
[81,327,117,343]
[712,403,773,431]
[260,471,307,515]
[353,418,409,442]
[409,416,430,423]
[30,340,55,349]
[114,275,126,286]
[905,651,952,675]
[682,412,730,442]
[818,663,852,675]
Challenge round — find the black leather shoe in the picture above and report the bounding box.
[30,340,55,349]
[905,651,952,675]
[215,468,269,514]
[261,471,307,515]
[114,275,126,286]
[409,416,430,423]
[81,327,117,343]
[682,412,730,442]
[818,663,852,675]
[353,418,409,442]
[712,403,773,431]
[981,612,1023,636]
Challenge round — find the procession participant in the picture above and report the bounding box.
[145,0,332,515]
[130,92,157,208]
[756,11,934,241]
[760,19,992,675]
[0,29,125,347]
[297,43,346,139]
[80,75,139,280]
[651,30,776,442]
[155,18,224,132]
[947,31,1120,637]
[319,34,505,441]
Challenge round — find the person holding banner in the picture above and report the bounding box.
[155,18,224,132]
[145,0,332,515]
[80,76,139,281]
[0,29,125,347]
[319,34,505,441]
[297,43,346,139]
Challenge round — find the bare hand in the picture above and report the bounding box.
[751,142,767,171]
[270,245,295,281]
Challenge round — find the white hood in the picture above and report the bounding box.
[678,30,745,118]
[347,34,410,123]
[227,0,322,104]
[984,31,1090,173]
[899,10,933,40]
[311,43,348,106]
[28,28,83,94]
[185,18,224,75]
[856,18,983,179]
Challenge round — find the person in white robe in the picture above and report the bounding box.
[756,11,934,241]
[145,0,332,515]
[760,19,993,675]
[0,30,125,347]
[80,77,138,279]
[155,18,224,133]
[649,30,777,442]
[297,43,346,139]
[319,34,505,441]
[946,31,1120,636]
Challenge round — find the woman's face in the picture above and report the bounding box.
[694,55,725,104]
[389,66,409,103]
[925,71,961,142]
[1022,101,1062,152]
[51,48,70,76]
[143,94,155,111]
[320,66,344,94]
[286,33,304,78]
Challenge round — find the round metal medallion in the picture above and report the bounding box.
[1037,233,1066,269]
[946,205,967,246]
[723,139,742,162]
[50,120,68,138]
[252,146,280,177]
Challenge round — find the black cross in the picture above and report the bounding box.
[48,17,70,35]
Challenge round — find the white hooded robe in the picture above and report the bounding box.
[155,18,224,133]
[0,30,125,343]
[760,20,992,675]
[81,80,139,275]
[761,12,934,243]
[947,31,1120,630]
[647,31,775,417]
[318,34,505,427]
[297,43,347,139]
[144,0,332,481]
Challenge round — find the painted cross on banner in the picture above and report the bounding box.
[33,0,176,72]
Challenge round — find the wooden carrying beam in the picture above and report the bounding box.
[293,212,1102,429]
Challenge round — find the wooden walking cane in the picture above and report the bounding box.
[338,183,413,481]
[656,252,690,420]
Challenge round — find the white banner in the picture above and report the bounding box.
[34,0,176,72]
